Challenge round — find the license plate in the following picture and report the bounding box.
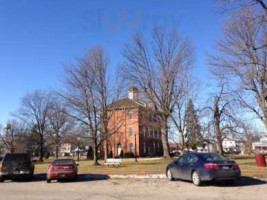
[222,166,230,170]
[59,174,66,178]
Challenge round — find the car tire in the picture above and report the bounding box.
[46,179,51,183]
[26,174,33,182]
[167,169,174,181]
[192,171,201,186]
[225,180,234,185]
[0,176,4,183]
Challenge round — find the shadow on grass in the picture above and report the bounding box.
[32,173,110,183]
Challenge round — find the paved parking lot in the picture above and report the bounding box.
[0,176,266,200]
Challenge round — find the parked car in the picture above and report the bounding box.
[0,153,35,182]
[166,152,241,186]
[46,159,78,183]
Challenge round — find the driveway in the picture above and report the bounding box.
[0,176,266,200]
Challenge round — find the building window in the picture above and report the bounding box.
[144,143,146,154]
[143,127,146,137]
[129,110,134,120]
[129,143,134,153]
[145,128,149,138]
[129,126,134,137]
[150,129,153,138]
[154,130,157,138]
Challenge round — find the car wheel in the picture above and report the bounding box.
[225,180,234,185]
[167,169,174,181]
[71,174,78,182]
[46,179,51,183]
[26,174,33,182]
[192,171,201,186]
[0,176,4,182]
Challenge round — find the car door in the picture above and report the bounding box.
[182,154,199,180]
[171,156,186,179]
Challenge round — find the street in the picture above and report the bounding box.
[0,176,266,200]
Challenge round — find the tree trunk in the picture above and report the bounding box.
[55,133,59,159]
[103,129,108,162]
[93,138,99,165]
[216,132,223,155]
[161,116,170,158]
[178,127,185,154]
[55,144,59,159]
[214,97,223,155]
[39,134,44,162]
[104,141,108,161]
[258,97,267,132]
[215,121,223,155]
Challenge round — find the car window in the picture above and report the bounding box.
[52,159,75,165]
[188,154,198,164]
[3,154,31,163]
[176,156,186,164]
[200,153,228,162]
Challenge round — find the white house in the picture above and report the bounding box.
[222,139,241,153]
[223,139,236,151]
[60,143,73,156]
[252,136,267,153]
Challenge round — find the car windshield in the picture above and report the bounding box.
[4,154,30,162]
[199,153,228,162]
[52,159,75,165]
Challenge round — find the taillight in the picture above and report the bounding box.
[29,163,34,170]
[233,163,240,170]
[49,165,54,171]
[204,163,220,170]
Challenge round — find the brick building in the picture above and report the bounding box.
[103,87,163,158]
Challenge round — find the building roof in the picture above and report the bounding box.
[108,98,145,110]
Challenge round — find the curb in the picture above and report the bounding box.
[109,174,166,179]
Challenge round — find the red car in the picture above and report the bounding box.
[46,159,78,183]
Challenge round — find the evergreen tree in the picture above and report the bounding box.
[184,99,203,149]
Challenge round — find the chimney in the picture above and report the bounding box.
[128,87,139,101]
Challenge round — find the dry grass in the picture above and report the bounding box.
[34,156,267,178]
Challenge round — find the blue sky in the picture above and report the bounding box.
[0,0,225,124]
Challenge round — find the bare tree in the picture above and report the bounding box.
[219,0,267,17]
[59,47,122,165]
[238,121,263,154]
[14,90,51,161]
[0,120,31,153]
[47,96,74,158]
[170,76,201,153]
[203,84,243,154]
[211,0,267,131]
[0,121,16,153]
[121,27,194,158]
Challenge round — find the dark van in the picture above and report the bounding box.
[0,153,34,182]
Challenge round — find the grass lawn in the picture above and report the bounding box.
[34,156,267,179]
